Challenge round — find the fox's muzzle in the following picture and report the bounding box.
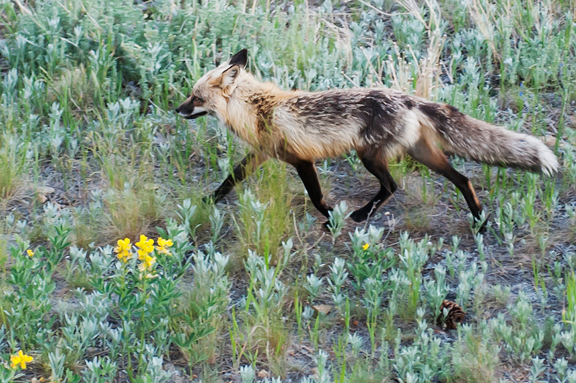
[176,100,207,119]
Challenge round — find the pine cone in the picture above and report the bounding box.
[437,300,466,330]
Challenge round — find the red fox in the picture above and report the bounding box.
[176,49,559,226]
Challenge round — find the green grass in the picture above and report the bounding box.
[0,0,575,382]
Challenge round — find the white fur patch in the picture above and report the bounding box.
[527,136,559,176]
[398,110,422,147]
[179,106,207,118]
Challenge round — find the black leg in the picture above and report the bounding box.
[289,159,332,219]
[408,137,483,221]
[350,148,397,222]
[207,152,267,203]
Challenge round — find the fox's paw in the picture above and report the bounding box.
[350,209,369,223]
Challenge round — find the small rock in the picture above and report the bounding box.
[164,363,177,372]
[312,304,332,315]
[37,186,55,194]
[164,364,187,383]
[544,135,556,147]
[543,135,565,149]
[36,186,55,203]
[257,370,270,379]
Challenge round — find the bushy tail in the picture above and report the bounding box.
[418,103,559,176]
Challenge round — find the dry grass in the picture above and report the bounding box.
[450,330,501,382]
[388,0,445,99]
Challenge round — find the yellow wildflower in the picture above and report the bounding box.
[10,350,33,369]
[156,237,173,255]
[26,249,34,257]
[157,237,173,248]
[138,254,156,272]
[117,250,132,263]
[362,243,370,250]
[114,238,133,263]
[114,238,131,253]
[136,235,154,259]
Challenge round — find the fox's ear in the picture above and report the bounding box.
[228,49,248,68]
[221,64,241,89]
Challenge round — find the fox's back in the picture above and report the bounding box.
[272,88,421,160]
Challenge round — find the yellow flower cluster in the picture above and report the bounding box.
[114,238,132,263]
[10,350,33,369]
[362,243,370,250]
[26,249,34,257]
[136,235,157,274]
[136,235,154,258]
[113,235,173,277]
[156,237,173,255]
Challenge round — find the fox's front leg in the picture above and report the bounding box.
[206,151,268,203]
[288,159,333,220]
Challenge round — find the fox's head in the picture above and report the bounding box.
[176,49,248,119]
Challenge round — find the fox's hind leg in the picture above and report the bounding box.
[350,147,398,223]
[407,136,483,221]
[207,151,268,203]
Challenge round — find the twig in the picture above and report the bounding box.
[341,71,359,88]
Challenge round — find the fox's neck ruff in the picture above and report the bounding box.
[220,73,289,147]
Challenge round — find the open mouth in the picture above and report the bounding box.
[181,111,208,119]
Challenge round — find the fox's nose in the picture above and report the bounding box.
[175,105,181,113]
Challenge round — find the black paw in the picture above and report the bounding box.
[350,209,368,223]
[477,222,487,233]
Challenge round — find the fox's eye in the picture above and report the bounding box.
[193,96,204,107]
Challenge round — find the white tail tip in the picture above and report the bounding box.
[539,145,559,176]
